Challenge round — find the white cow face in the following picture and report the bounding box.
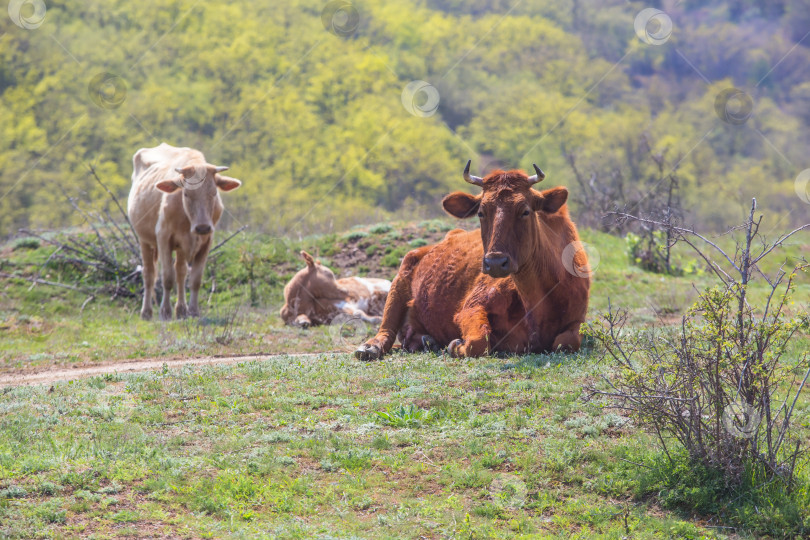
[156,164,241,235]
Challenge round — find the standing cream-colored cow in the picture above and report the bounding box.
[127,143,241,321]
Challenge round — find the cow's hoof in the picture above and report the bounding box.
[355,343,382,361]
[421,335,439,352]
[141,309,153,321]
[175,305,188,319]
[159,309,172,322]
[189,306,200,318]
[447,339,464,358]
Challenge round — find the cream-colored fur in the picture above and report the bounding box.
[127,143,241,321]
[280,251,390,328]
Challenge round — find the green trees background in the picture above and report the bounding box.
[1,0,808,237]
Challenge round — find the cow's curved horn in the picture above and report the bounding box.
[463,160,483,186]
[213,165,229,173]
[527,164,545,185]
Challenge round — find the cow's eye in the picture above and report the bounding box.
[477,211,484,218]
[521,209,531,218]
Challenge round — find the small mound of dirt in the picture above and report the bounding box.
[327,221,477,279]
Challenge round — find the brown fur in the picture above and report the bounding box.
[356,168,590,360]
[280,251,390,328]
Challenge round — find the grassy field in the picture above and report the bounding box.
[1,220,808,538]
[8,222,799,371]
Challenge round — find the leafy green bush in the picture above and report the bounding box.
[369,224,392,235]
[374,404,442,428]
[625,231,700,276]
[381,246,410,267]
[341,231,368,242]
[0,486,27,499]
[11,237,40,251]
[418,220,454,233]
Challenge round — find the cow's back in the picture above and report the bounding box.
[338,276,391,316]
[407,229,487,344]
[127,143,205,244]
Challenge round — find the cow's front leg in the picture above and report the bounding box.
[158,242,175,321]
[355,247,429,361]
[448,307,491,358]
[551,321,583,352]
[174,252,189,319]
[188,240,210,318]
[139,242,157,320]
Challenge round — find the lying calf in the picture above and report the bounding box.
[280,251,391,328]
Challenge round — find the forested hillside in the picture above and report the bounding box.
[2,0,809,236]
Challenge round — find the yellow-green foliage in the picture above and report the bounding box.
[1,0,808,236]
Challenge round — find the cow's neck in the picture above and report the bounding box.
[511,231,561,322]
[513,260,555,307]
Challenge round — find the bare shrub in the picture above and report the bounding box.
[567,134,690,274]
[588,199,810,486]
[19,165,143,303]
[14,165,245,308]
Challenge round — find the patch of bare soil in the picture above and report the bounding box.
[329,223,474,279]
[0,353,323,388]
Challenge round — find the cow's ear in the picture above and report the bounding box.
[216,175,242,192]
[532,187,568,214]
[156,178,183,193]
[442,191,481,219]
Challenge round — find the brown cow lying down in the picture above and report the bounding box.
[355,161,590,360]
[280,251,391,328]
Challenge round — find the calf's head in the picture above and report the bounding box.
[442,160,568,278]
[156,164,241,235]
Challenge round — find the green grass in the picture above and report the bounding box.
[0,218,808,537]
[0,222,704,368]
[0,351,769,539]
[374,404,443,428]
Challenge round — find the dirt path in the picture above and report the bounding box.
[0,353,327,388]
